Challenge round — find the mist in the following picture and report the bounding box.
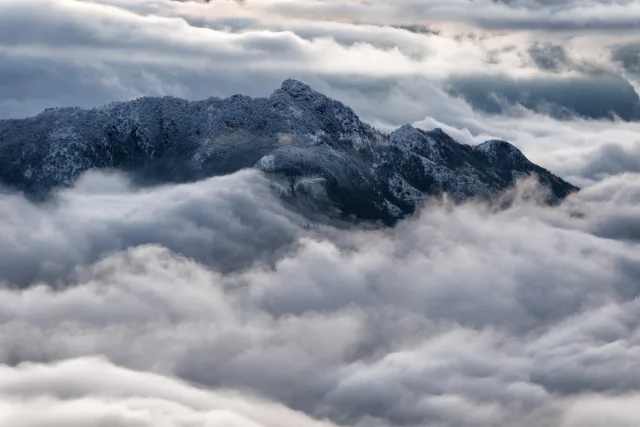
[1,168,639,427]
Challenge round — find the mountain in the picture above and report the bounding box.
[0,79,578,224]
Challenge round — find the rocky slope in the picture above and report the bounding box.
[0,79,578,224]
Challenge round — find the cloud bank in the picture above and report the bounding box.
[2,357,640,427]
[0,357,338,427]
[0,168,639,427]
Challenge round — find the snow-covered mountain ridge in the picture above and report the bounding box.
[0,79,577,224]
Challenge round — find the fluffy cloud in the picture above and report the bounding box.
[0,169,308,286]
[1,170,639,426]
[0,357,338,427]
[2,358,640,427]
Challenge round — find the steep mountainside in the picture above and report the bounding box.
[0,79,577,224]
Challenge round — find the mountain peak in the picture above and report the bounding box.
[476,139,526,159]
[391,124,420,138]
[270,78,329,109]
[279,78,317,98]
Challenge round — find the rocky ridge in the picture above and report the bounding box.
[0,79,578,224]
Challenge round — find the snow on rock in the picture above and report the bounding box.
[256,154,276,171]
[475,139,526,161]
[0,79,578,225]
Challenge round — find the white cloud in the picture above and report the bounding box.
[0,171,639,426]
[0,357,339,427]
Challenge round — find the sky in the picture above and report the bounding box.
[1,1,640,427]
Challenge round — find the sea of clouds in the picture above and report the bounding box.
[1,1,640,426]
[1,168,639,427]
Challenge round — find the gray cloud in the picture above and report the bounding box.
[0,169,309,287]
[1,0,639,121]
[528,42,569,71]
[447,73,640,121]
[615,43,640,74]
[0,171,639,427]
[3,356,640,427]
[580,142,640,179]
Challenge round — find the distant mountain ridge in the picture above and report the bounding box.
[0,79,578,224]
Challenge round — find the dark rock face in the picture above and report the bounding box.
[0,79,578,224]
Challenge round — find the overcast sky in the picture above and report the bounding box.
[2,1,640,427]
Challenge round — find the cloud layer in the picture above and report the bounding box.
[2,0,640,186]
[3,357,640,427]
[0,170,306,286]
[0,357,338,427]
[1,169,639,427]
